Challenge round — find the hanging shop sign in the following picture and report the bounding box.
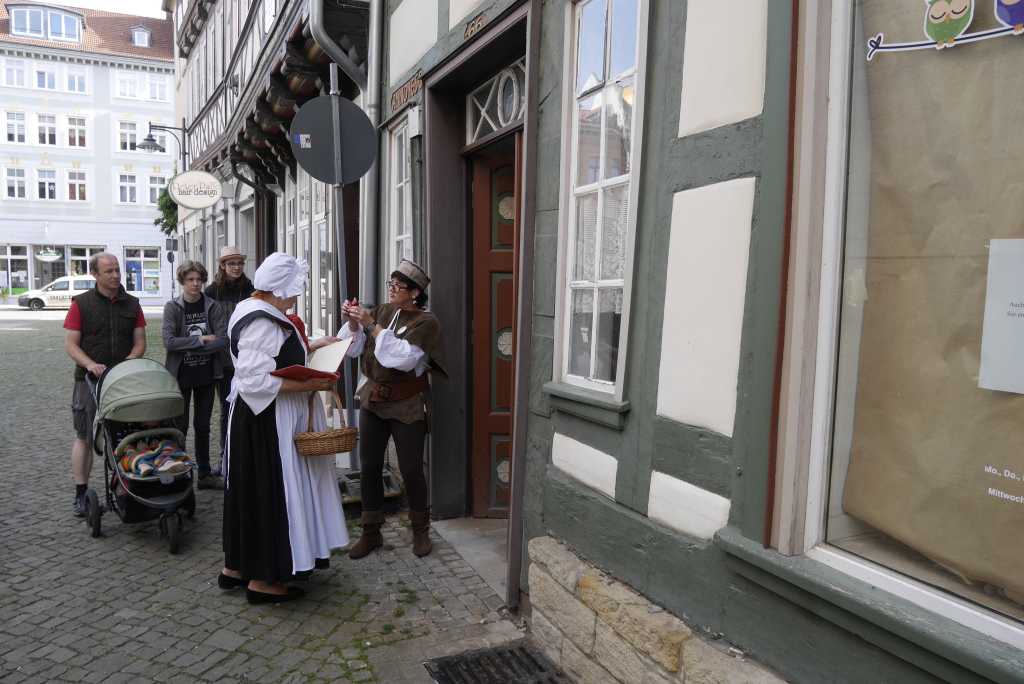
[868,0,1024,60]
[289,95,377,185]
[34,247,61,263]
[167,170,223,210]
[391,74,422,112]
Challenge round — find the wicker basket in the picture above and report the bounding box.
[294,391,358,457]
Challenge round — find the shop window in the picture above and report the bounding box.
[70,246,104,275]
[6,112,25,143]
[386,121,413,281]
[31,246,65,289]
[558,0,642,392]
[118,174,137,203]
[68,170,86,201]
[35,67,56,90]
[67,117,86,147]
[148,175,166,204]
[119,122,137,151]
[5,168,26,199]
[37,169,56,200]
[0,245,30,294]
[123,247,160,295]
[4,59,26,88]
[37,114,56,145]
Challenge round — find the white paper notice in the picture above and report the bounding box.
[979,239,1024,394]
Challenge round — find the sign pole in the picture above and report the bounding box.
[329,63,359,470]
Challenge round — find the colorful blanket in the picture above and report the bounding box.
[119,438,192,476]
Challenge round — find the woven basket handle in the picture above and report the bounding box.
[307,389,346,431]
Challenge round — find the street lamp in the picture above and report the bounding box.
[138,121,189,173]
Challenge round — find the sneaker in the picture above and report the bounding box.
[73,495,86,518]
[197,473,224,490]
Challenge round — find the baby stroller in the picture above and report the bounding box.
[83,358,196,553]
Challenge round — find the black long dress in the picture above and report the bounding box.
[221,309,305,583]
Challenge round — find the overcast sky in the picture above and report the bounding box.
[68,0,167,19]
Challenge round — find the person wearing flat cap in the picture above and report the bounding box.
[340,258,448,559]
[205,246,255,462]
[218,252,348,604]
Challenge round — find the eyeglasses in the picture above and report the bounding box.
[387,280,409,292]
[223,260,245,267]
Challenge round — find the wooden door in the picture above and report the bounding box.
[470,134,521,518]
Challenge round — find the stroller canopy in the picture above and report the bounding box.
[97,358,183,422]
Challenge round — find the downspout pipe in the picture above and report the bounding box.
[359,0,382,301]
[309,0,369,92]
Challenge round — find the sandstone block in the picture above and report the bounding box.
[683,638,787,684]
[562,637,619,684]
[529,564,597,653]
[529,608,564,669]
[579,572,692,672]
[594,620,650,684]
[528,536,585,592]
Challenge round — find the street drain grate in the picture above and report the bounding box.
[423,639,569,683]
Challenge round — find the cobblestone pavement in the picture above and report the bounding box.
[0,316,524,683]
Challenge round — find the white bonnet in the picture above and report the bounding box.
[253,252,307,299]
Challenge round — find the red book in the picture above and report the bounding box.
[270,365,340,381]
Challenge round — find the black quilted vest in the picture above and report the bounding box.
[72,287,140,381]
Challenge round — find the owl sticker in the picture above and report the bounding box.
[995,0,1024,35]
[925,0,975,48]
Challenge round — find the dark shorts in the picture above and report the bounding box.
[71,380,97,445]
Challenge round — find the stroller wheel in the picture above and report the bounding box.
[85,489,101,538]
[167,513,182,555]
[184,490,196,520]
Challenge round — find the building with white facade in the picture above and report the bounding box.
[0,1,176,305]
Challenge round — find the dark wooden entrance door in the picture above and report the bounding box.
[470,134,521,518]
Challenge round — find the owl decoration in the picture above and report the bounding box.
[995,0,1024,34]
[924,0,975,48]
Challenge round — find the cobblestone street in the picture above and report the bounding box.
[0,312,524,683]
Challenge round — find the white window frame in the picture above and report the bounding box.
[11,8,44,38]
[37,113,56,146]
[122,246,160,296]
[118,121,137,152]
[148,175,166,205]
[66,67,86,94]
[772,0,1024,651]
[5,168,27,199]
[35,66,56,90]
[118,173,138,204]
[554,0,648,397]
[148,76,168,101]
[4,58,26,88]
[6,112,26,144]
[132,28,151,48]
[117,74,138,99]
[36,168,56,200]
[67,116,86,147]
[67,169,87,201]
[384,118,414,287]
[48,11,81,42]
[69,246,104,276]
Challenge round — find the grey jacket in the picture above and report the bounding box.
[162,294,228,382]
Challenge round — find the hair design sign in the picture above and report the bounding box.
[867,0,1024,60]
[167,171,223,210]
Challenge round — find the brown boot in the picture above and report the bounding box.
[348,510,385,559]
[409,510,432,557]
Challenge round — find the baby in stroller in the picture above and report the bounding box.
[109,420,193,477]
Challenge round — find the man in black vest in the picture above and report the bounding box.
[64,253,147,516]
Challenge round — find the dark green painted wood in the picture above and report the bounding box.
[651,418,731,498]
[543,381,630,430]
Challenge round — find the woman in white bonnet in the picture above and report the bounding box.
[217,252,348,604]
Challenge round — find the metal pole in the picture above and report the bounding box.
[329,63,359,470]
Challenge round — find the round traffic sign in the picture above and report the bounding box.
[289,95,377,185]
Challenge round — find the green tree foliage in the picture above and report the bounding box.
[154,188,178,236]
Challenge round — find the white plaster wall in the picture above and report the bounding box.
[648,471,731,541]
[551,433,617,500]
[677,0,767,137]
[656,177,756,437]
[448,0,481,29]
[389,0,440,86]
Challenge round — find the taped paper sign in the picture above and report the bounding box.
[978,239,1024,394]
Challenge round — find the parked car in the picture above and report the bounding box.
[17,275,95,310]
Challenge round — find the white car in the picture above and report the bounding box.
[17,275,95,310]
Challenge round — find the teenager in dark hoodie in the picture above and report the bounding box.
[204,246,255,464]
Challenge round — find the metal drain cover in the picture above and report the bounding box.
[424,639,569,683]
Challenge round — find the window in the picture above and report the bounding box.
[386,122,414,279]
[37,169,55,199]
[70,246,104,275]
[148,175,166,204]
[560,0,642,390]
[6,113,25,143]
[132,28,150,48]
[298,168,311,224]
[467,57,527,144]
[148,77,167,101]
[0,245,30,293]
[35,67,55,90]
[37,114,56,145]
[48,11,80,41]
[67,117,86,147]
[68,170,86,201]
[4,59,26,87]
[118,174,137,203]
[11,8,44,37]
[5,169,26,199]
[117,76,138,98]
[119,122,137,151]
[262,0,276,34]
[67,68,86,93]
[123,247,160,295]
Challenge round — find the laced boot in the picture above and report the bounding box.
[348,510,385,559]
[409,510,433,557]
